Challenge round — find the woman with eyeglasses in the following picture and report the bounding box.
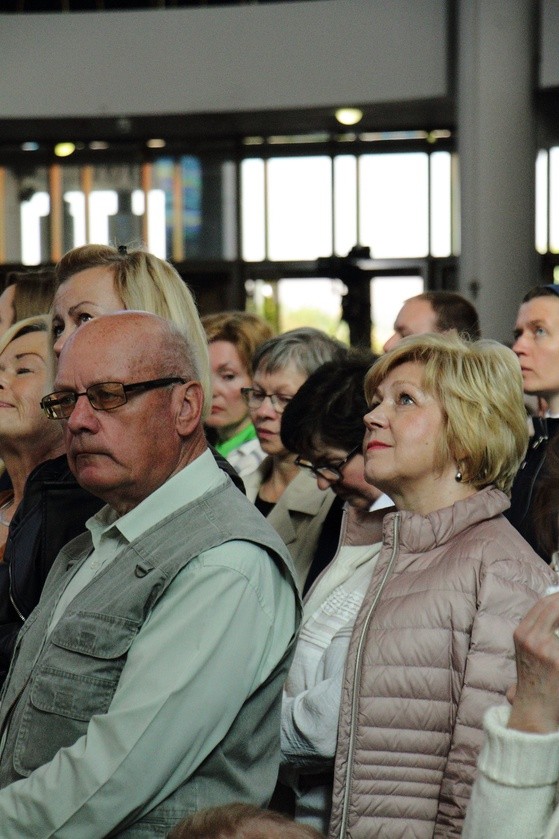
[272,353,394,834]
[242,327,347,592]
[0,317,102,684]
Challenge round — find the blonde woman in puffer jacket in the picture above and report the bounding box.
[328,334,557,839]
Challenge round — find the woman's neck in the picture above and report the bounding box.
[258,454,299,503]
[390,476,478,517]
[216,414,253,444]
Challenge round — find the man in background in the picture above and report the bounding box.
[506,284,559,563]
[383,290,481,352]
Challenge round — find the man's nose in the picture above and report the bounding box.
[383,333,399,353]
[512,333,527,355]
[66,393,99,432]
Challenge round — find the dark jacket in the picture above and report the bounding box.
[505,416,559,564]
[0,454,103,684]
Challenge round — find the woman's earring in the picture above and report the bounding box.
[455,468,463,483]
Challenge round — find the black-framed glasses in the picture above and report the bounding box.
[40,377,186,420]
[241,386,293,414]
[295,444,361,482]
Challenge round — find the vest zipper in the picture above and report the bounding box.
[8,562,25,623]
[338,512,401,839]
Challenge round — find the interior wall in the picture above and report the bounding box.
[0,0,448,119]
[541,0,559,87]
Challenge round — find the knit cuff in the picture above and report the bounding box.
[478,705,559,787]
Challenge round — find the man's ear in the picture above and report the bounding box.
[175,381,204,437]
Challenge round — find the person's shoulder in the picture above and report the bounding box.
[473,516,556,588]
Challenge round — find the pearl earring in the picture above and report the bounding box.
[455,468,462,483]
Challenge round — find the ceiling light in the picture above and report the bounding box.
[146,138,166,149]
[21,142,39,152]
[54,142,76,158]
[335,108,363,126]
[89,141,109,151]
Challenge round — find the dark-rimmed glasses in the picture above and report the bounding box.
[40,377,186,420]
[241,386,293,414]
[295,444,361,482]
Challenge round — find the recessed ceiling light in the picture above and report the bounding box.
[335,108,363,126]
[21,142,39,152]
[146,138,166,149]
[89,141,109,151]
[54,142,76,158]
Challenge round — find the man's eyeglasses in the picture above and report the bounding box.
[40,377,186,420]
[295,444,361,482]
[241,387,293,414]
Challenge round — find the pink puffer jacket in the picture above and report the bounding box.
[328,486,556,839]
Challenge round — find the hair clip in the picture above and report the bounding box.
[117,244,128,255]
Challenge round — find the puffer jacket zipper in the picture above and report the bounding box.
[338,512,401,839]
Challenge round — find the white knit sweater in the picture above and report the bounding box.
[463,704,559,839]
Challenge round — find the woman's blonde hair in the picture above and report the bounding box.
[55,244,211,418]
[202,311,274,375]
[364,333,528,495]
[0,315,55,390]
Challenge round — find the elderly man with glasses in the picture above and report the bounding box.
[0,311,300,839]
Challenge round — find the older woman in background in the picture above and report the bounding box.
[202,311,273,477]
[0,316,102,683]
[243,327,346,590]
[328,334,556,839]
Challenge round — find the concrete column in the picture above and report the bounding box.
[457,0,538,343]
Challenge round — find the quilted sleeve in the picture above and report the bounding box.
[434,555,556,837]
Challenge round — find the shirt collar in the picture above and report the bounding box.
[87,448,224,546]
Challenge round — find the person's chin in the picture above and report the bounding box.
[258,438,280,455]
[205,412,225,428]
[71,454,112,485]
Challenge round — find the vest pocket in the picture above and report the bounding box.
[13,611,139,776]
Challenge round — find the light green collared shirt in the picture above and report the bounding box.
[49,449,224,629]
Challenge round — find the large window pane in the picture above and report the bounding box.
[334,155,357,256]
[371,275,424,353]
[88,164,142,246]
[359,153,429,258]
[21,190,50,265]
[549,148,559,254]
[61,166,85,252]
[267,157,332,260]
[151,156,225,260]
[430,151,452,257]
[13,167,49,265]
[246,277,348,341]
[241,158,266,261]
